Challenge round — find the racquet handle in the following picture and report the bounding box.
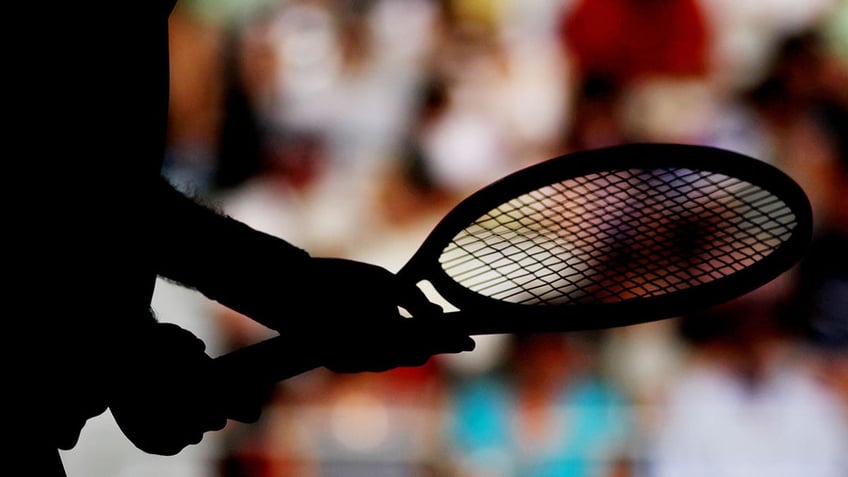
[209,312,480,421]
[212,335,318,422]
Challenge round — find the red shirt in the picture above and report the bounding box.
[562,0,710,83]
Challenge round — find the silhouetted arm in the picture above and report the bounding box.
[153,177,312,330]
[153,176,474,371]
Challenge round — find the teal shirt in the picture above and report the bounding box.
[448,374,630,477]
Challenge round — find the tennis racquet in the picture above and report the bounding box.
[394,142,812,334]
[215,142,812,411]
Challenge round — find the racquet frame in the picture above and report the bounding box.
[398,143,812,334]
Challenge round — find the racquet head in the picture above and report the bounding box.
[398,143,813,334]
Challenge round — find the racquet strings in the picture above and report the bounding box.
[439,167,800,305]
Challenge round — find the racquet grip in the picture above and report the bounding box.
[212,335,320,422]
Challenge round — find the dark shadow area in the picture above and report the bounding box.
[13,3,474,476]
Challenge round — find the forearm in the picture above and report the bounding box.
[154,177,312,327]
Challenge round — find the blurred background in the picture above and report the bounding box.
[61,0,847,475]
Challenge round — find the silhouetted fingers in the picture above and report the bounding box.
[322,317,474,374]
[223,382,274,423]
[411,318,476,354]
[391,279,473,354]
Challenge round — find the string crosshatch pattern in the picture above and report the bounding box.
[440,167,800,307]
[393,143,812,334]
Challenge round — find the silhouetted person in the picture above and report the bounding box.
[13,2,474,475]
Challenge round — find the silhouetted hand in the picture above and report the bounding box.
[109,323,272,456]
[291,258,475,373]
[52,382,109,451]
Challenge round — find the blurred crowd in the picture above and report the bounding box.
[62,0,847,476]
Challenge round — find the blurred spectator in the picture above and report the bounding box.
[646,295,848,477]
[790,138,848,412]
[698,0,835,91]
[795,230,848,398]
[565,74,627,151]
[744,31,847,228]
[227,362,451,477]
[560,0,710,85]
[559,0,725,149]
[165,4,226,192]
[418,15,520,194]
[444,333,631,477]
